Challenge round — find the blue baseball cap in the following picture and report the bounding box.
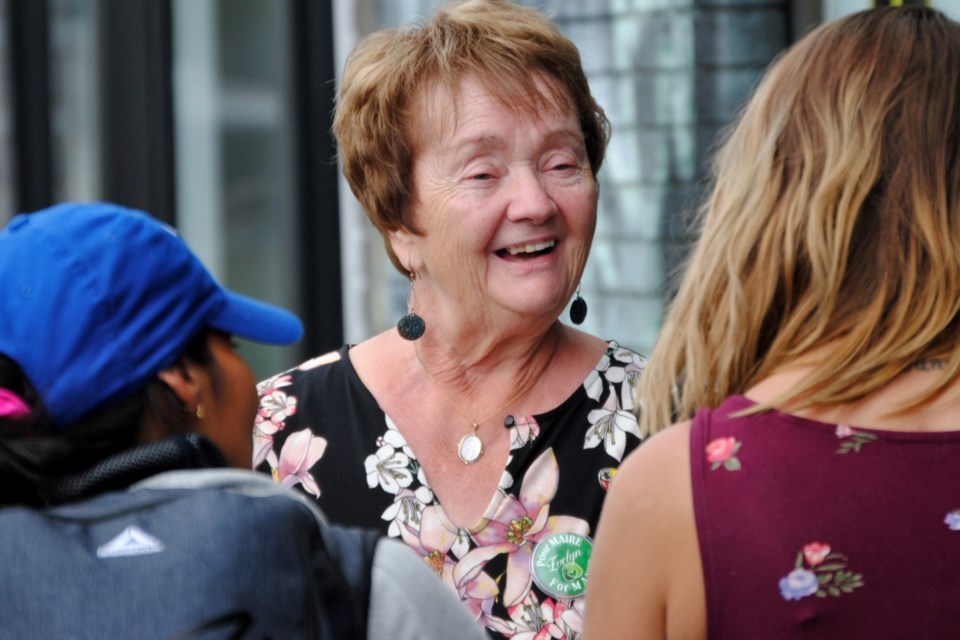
[0,202,304,427]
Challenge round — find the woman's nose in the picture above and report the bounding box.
[505,169,557,224]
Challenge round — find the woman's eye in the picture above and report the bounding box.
[543,151,581,172]
[546,161,578,173]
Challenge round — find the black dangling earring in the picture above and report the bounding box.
[569,286,588,325]
[397,270,425,341]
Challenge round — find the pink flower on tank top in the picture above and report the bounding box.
[835,425,879,454]
[780,542,864,601]
[803,542,831,566]
[706,436,742,471]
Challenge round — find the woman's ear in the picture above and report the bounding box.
[388,227,424,275]
[140,361,205,444]
[156,361,201,414]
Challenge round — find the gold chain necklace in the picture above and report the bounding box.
[414,342,549,465]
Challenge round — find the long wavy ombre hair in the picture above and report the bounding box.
[639,7,960,435]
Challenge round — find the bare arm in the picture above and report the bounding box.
[584,421,705,639]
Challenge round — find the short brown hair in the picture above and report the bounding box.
[333,0,610,273]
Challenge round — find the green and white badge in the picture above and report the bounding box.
[530,532,593,599]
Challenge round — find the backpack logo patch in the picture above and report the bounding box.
[97,526,165,558]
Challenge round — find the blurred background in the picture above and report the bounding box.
[0,0,955,378]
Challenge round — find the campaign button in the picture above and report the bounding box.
[530,531,593,599]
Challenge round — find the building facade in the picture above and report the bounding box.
[0,0,947,376]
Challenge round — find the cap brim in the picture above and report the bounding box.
[210,291,304,345]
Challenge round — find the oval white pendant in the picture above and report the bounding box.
[458,433,484,464]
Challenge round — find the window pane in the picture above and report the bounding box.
[0,0,13,222]
[48,0,101,204]
[173,0,301,379]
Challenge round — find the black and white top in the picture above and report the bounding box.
[255,341,646,639]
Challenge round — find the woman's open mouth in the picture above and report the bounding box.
[496,239,556,260]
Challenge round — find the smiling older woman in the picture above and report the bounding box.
[254,0,645,636]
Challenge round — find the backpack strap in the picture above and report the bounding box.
[320,524,383,638]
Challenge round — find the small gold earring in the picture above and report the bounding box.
[195,403,205,420]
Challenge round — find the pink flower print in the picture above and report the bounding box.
[258,389,297,424]
[835,424,853,438]
[471,449,590,608]
[835,425,878,454]
[945,510,960,531]
[705,437,736,462]
[400,506,460,585]
[253,388,298,467]
[558,599,585,636]
[780,542,863,601]
[507,592,567,639]
[706,436,742,471]
[803,542,831,566]
[253,413,279,468]
[275,428,327,497]
[452,545,515,636]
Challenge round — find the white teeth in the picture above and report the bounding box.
[506,240,555,255]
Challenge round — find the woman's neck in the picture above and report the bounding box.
[415,321,564,395]
[746,360,960,432]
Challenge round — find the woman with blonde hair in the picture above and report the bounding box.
[586,7,960,638]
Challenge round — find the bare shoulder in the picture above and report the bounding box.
[585,421,705,639]
[619,419,691,484]
[602,421,694,549]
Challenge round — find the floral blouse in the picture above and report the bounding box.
[691,394,960,638]
[255,341,646,639]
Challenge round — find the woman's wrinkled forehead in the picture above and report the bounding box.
[408,72,577,152]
